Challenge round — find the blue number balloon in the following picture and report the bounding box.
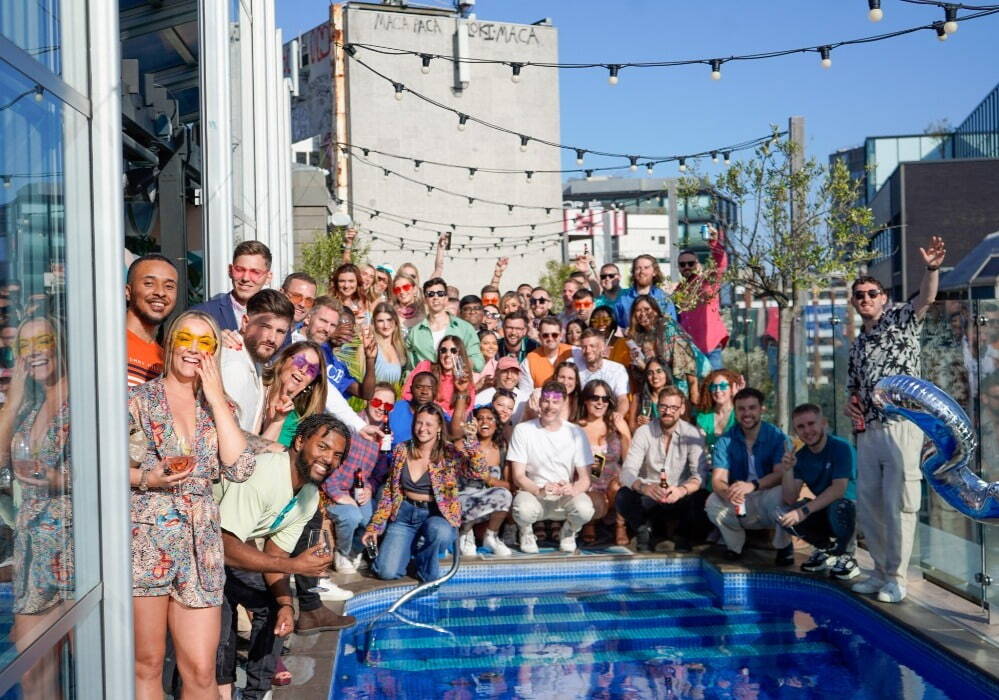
[872,375,999,523]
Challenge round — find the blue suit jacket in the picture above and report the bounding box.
[192,291,239,332]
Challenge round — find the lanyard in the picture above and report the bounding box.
[269,496,299,531]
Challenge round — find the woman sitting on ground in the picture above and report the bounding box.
[576,379,632,546]
[457,404,513,557]
[694,369,743,454]
[362,404,486,581]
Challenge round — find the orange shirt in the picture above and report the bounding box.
[524,344,574,388]
[127,329,164,387]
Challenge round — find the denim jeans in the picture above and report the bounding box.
[327,499,374,557]
[373,500,456,582]
[791,498,857,556]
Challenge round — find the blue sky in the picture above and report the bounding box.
[277,0,997,174]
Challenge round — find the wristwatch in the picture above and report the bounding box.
[750,479,760,491]
[800,504,811,516]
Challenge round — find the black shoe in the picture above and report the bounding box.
[723,549,742,562]
[673,537,692,553]
[635,524,652,553]
[800,549,832,573]
[775,544,795,567]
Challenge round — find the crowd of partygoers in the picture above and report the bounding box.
[0,223,946,698]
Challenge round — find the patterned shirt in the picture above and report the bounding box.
[848,302,922,422]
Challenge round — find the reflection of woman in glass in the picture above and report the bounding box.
[259,340,328,447]
[0,313,73,691]
[128,310,254,699]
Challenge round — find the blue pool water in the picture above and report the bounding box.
[331,559,999,699]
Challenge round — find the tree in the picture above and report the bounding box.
[537,259,575,313]
[299,225,369,293]
[682,128,874,430]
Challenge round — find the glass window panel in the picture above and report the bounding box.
[0,2,87,95]
[0,59,90,673]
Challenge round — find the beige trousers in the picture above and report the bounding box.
[856,419,924,587]
[705,485,790,554]
[512,491,595,535]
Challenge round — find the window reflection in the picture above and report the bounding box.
[0,56,76,688]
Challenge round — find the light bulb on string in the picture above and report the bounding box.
[457,113,468,131]
[575,149,586,165]
[545,208,553,215]
[646,163,654,176]
[426,185,433,198]
[608,65,620,85]
[507,205,514,215]
[420,54,432,74]
[935,22,948,40]
[510,62,523,83]
[943,5,959,34]
[2,177,10,188]
[468,168,476,181]
[414,160,422,171]
[33,85,44,102]
[585,169,594,181]
[819,46,832,69]
[468,197,475,208]
[678,158,687,173]
[868,0,882,22]
[723,151,731,166]
[519,135,530,152]
[710,60,722,81]
[628,156,639,172]
[393,82,405,101]
[711,151,719,164]
[382,169,390,179]
[525,171,533,184]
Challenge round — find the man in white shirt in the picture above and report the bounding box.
[508,379,595,553]
[617,386,705,552]
[220,289,293,432]
[572,328,629,416]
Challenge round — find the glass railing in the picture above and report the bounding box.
[775,298,997,614]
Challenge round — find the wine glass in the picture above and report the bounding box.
[12,432,42,480]
[306,530,332,594]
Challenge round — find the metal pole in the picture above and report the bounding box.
[789,116,809,413]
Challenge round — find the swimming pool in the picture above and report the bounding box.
[331,559,999,699]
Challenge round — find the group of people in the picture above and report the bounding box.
[111,227,948,698]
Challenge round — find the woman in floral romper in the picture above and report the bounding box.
[0,314,73,695]
[128,310,254,700]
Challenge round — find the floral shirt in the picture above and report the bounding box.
[367,440,487,535]
[848,302,922,422]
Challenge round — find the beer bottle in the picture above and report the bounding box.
[352,469,365,502]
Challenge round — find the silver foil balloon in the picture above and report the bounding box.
[872,375,999,523]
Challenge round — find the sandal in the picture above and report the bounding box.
[273,657,292,687]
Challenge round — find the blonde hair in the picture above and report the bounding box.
[371,301,407,365]
[162,310,224,383]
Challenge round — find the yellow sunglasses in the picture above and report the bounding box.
[17,333,55,357]
[171,329,219,354]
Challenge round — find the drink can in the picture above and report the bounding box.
[735,500,747,517]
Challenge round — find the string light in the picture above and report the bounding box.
[709,59,722,80]
[507,205,514,215]
[723,151,732,166]
[628,156,639,172]
[420,54,432,73]
[585,169,594,181]
[2,176,10,188]
[646,163,654,175]
[33,85,44,102]
[414,160,422,171]
[711,151,719,163]
[468,197,475,207]
[819,46,832,68]
[468,167,476,181]
[519,135,530,152]
[457,113,468,131]
[575,149,586,165]
[426,185,433,197]
[935,21,949,38]
[608,65,620,85]
[392,82,404,101]
[383,168,390,179]
[510,62,522,83]
[678,158,687,172]
[525,171,534,183]
[868,0,883,21]
[943,4,960,31]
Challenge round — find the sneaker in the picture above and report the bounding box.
[774,544,795,567]
[830,554,860,580]
[519,528,539,554]
[316,578,355,602]
[334,551,357,574]
[800,549,832,573]
[673,536,692,553]
[351,552,367,572]
[876,581,906,603]
[459,529,477,557]
[635,524,652,553]
[483,530,512,557]
[723,549,743,562]
[851,577,884,595]
[295,606,356,635]
[559,526,578,553]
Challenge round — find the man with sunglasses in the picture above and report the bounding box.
[519,316,574,393]
[406,277,484,371]
[595,263,623,310]
[617,386,705,552]
[194,240,273,331]
[846,235,946,604]
[676,225,729,369]
[281,272,317,342]
[571,288,596,325]
[572,328,630,417]
[526,287,553,340]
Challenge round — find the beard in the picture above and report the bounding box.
[295,450,324,485]
[244,334,277,364]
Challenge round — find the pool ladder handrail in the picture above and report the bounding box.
[361,546,462,664]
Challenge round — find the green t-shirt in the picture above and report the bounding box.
[215,451,319,553]
[794,434,857,501]
[278,411,301,448]
[695,410,735,450]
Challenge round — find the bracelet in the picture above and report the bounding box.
[926,265,940,271]
[278,602,294,610]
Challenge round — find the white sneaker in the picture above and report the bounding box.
[559,526,578,553]
[316,578,354,601]
[351,552,367,571]
[483,530,512,557]
[334,550,357,574]
[519,528,539,554]
[458,529,477,556]
[876,582,906,603]
[851,577,884,595]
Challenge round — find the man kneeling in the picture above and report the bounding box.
[778,403,859,580]
[509,380,595,553]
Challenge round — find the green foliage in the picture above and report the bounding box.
[537,259,575,312]
[299,226,369,294]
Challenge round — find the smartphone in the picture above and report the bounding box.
[443,231,452,250]
[163,455,194,475]
[591,453,606,479]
